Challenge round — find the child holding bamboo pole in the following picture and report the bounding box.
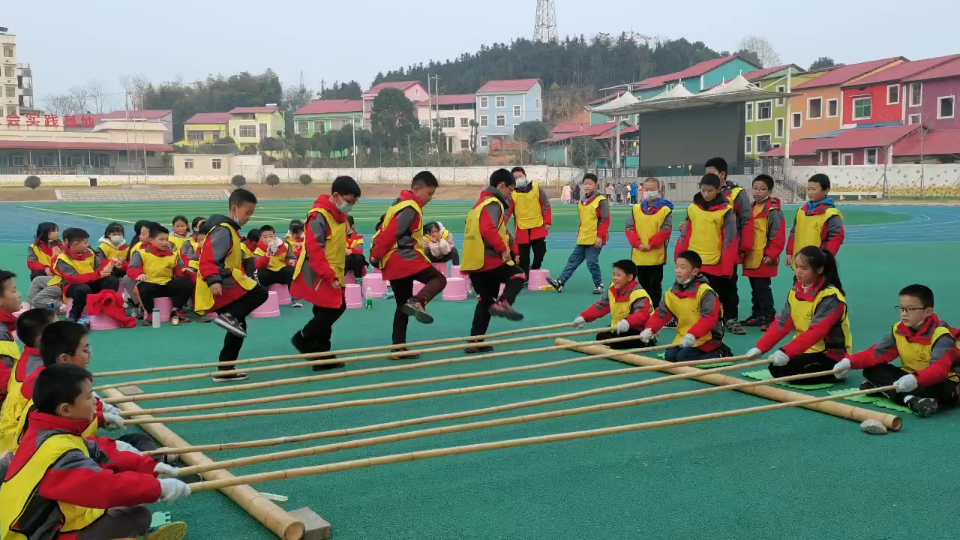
[0,308,55,453]
[574,259,655,349]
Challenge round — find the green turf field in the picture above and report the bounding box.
[0,200,956,540]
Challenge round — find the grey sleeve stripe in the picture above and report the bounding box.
[209,227,233,264]
[310,214,329,248]
[53,449,104,473]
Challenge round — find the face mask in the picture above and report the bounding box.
[644,190,659,202]
[678,277,693,285]
[110,236,124,246]
[515,178,528,188]
[337,201,355,213]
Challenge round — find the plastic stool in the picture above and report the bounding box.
[89,314,121,331]
[345,273,357,285]
[528,269,551,291]
[363,273,387,298]
[269,284,292,305]
[64,299,89,318]
[432,262,448,277]
[345,284,363,309]
[251,291,281,318]
[153,297,173,323]
[449,265,462,279]
[442,277,468,301]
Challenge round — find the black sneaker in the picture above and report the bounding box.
[214,313,247,338]
[311,354,346,371]
[401,300,434,324]
[212,371,249,383]
[389,348,421,361]
[740,316,761,327]
[488,300,524,321]
[291,331,313,354]
[908,397,938,418]
[464,345,494,354]
[664,318,678,329]
[546,278,564,293]
[593,284,605,295]
[141,316,153,327]
[725,319,747,336]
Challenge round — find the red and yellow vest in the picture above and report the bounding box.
[47,250,97,288]
[168,235,188,251]
[254,244,290,273]
[664,283,719,348]
[97,241,129,263]
[29,244,55,268]
[511,182,544,230]
[138,248,177,286]
[347,233,364,253]
[895,324,958,382]
[462,197,511,272]
[195,224,259,313]
[185,238,202,271]
[630,205,671,266]
[744,199,778,270]
[576,195,606,246]
[786,286,853,354]
[609,287,653,329]
[378,200,427,268]
[686,203,731,266]
[294,208,347,286]
[793,206,842,267]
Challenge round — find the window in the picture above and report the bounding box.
[184,158,194,170]
[756,135,772,153]
[4,86,14,98]
[0,154,7,166]
[95,155,109,167]
[938,96,955,119]
[745,102,754,122]
[776,85,786,107]
[535,98,540,110]
[212,159,222,170]
[238,125,256,138]
[496,96,505,108]
[757,101,772,120]
[513,105,521,118]
[480,136,488,148]
[864,148,878,165]
[908,113,921,125]
[887,85,900,105]
[828,151,840,165]
[827,99,839,118]
[480,115,488,127]
[842,154,854,165]
[298,121,308,133]
[188,131,204,141]
[212,133,220,141]
[315,121,325,134]
[440,117,455,128]
[12,155,23,166]
[775,118,785,139]
[479,96,488,108]
[460,140,469,150]
[41,155,53,166]
[2,47,12,58]
[495,115,506,126]
[3,66,13,78]
[460,117,469,127]
[909,82,922,107]
[808,98,822,119]
[792,112,802,129]
[745,136,753,154]
[853,97,872,120]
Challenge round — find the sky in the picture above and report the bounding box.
[4,0,956,111]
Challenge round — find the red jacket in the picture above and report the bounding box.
[370,190,432,280]
[675,194,738,278]
[645,275,724,352]
[54,248,110,294]
[199,215,251,311]
[27,240,61,275]
[463,187,518,274]
[849,315,960,387]
[290,195,348,309]
[253,240,290,271]
[346,232,365,255]
[580,280,652,330]
[757,278,847,360]
[742,197,786,279]
[721,181,755,262]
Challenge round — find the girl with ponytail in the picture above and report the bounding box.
[745,246,853,384]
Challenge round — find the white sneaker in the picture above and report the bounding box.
[291,298,303,308]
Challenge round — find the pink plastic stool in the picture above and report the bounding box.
[89,314,120,331]
[449,265,462,279]
[345,284,363,309]
[153,297,173,323]
[269,284,292,305]
[442,277,468,301]
[432,262,448,277]
[372,268,381,274]
[362,273,387,298]
[64,300,89,318]
[345,273,357,285]
[251,291,281,318]
[413,280,425,296]
[528,269,551,291]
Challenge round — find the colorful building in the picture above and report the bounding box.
[293,99,364,137]
[183,112,231,145]
[742,64,811,158]
[362,81,429,127]
[227,106,285,147]
[475,79,542,152]
[902,57,960,130]
[765,124,918,166]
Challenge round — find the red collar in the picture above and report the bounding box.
[400,190,425,209]
[895,314,942,344]
[793,277,827,301]
[66,247,93,260]
[21,346,39,358]
[144,244,174,257]
[25,410,93,436]
[609,280,640,300]
[0,309,15,335]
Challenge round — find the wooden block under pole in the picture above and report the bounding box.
[289,508,332,540]
[118,385,144,396]
[555,338,902,431]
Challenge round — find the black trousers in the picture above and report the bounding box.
[345,254,368,280]
[748,277,775,320]
[427,248,460,266]
[217,284,269,368]
[67,276,120,319]
[636,265,664,305]
[469,264,525,337]
[596,329,650,350]
[136,278,194,313]
[391,266,447,344]
[768,352,837,385]
[300,289,347,353]
[864,363,959,406]
[517,238,547,278]
[705,271,739,321]
[258,266,294,288]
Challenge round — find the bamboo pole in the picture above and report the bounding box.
[106,331,629,405]
[100,388,305,540]
[126,340,674,417]
[126,353,761,426]
[187,385,898,492]
[97,327,602,392]
[558,339,903,430]
[146,352,755,457]
[178,358,798,475]
[95,322,577,378]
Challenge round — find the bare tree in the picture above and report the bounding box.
[738,35,782,68]
[67,85,90,114]
[119,74,151,110]
[43,95,77,116]
[86,79,110,113]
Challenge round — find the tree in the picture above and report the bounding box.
[809,57,837,70]
[571,137,605,169]
[318,80,363,100]
[67,85,90,114]
[231,175,247,187]
[265,174,280,186]
[299,174,313,185]
[43,95,77,117]
[371,88,419,151]
[260,137,283,151]
[282,82,315,134]
[119,74,151,109]
[738,36,781,68]
[24,176,41,189]
[514,121,549,146]
[86,80,110,113]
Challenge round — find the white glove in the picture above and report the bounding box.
[103,410,125,430]
[154,463,180,478]
[616,319,631,334]
[573,316,586,329]
[680,333,697,348]
[113,440,142,455]
[771,350,790,367]
[102,402,121,416]
[833,358,852,379]
[159,478,191,504]
[746,347,763,359]
[639,328,655,343]
[894,374,918,393]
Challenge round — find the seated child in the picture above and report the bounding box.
[179,220,211,282]
[0,363,190,540]
[0,308,55,452]
[96,222,130,279]
[640,251,727,361]
[24,222,65,312]
[128,224,195,326]
[121,220,155,310]
[169,215,191,251]
[345,215,368,282]
[242,228,260,277]
[285,219,305,257]
[255,225,301,307]
[423,221,460,265]
[834,284,958,418]
[573,259,654,349]
[49,228,120,322]
[0,271,22,406]
[747,246,851,385]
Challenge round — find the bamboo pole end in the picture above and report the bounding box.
[288,508,331,540]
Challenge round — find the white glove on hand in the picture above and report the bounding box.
[159,478,191,504]
[746,347,763,359]
[680,333,697,348]
[572,316,586,329]
[114,440,142,455]
[833,358,852,379]
[102,402,121,416]
[103,410,125,430]
[771,350,790,367]
[894,374,918,393]
[154,463,180,478]
[616,319,631,334]
[639,328,655,343]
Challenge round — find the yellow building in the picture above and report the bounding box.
[228,106,284,148]
[183,112,231,145]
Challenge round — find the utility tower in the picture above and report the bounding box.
[534,0,558,42]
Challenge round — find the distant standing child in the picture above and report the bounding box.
[629,182,638,204]
[574,259,655,349]
[787,173,845,267]
[49,228,120,322]
[24,223,64,312]
[510,166,552,281]
[741,174,785,331]
[625,177,674,305]
[547,174,610,294]
[169,215,191,251]
[128,224,195,326]
[344,215,369,282]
